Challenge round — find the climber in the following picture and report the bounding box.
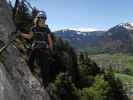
[20,11,53,88]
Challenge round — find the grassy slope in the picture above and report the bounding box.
[115,73,133,83]
[90,53,133,75]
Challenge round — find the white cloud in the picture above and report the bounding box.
[69,27,98,32]
[130,22,133,26]
[50,26,105,32]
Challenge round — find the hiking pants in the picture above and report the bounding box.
[28,48,50,86]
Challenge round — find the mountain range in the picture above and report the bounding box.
[54,23,133,53]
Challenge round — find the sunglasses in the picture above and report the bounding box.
[37,17,46,19]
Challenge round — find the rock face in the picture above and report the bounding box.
[0,0,50,100]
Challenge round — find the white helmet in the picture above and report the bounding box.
[36,11,47,20]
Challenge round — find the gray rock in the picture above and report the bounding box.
[0,0,51,100]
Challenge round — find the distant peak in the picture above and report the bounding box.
[118,22,133,30]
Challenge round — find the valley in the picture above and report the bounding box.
[54,23,133,99]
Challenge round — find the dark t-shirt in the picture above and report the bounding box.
[32,26,51,42]
[31,25,51,48]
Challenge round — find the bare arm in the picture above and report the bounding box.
[21,32,33,40]
[48,33,53,49]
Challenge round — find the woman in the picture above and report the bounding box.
[21,11,53,87]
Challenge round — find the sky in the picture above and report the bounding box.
[30,0,133,31]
